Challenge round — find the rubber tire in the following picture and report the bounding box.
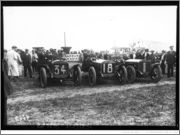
[151,65,162,83]
[118,65,128,85]
[88,66,96,86]
[40,67,47,88]
[126,65,136,83]
[74,66,82,86]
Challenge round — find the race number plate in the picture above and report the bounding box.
[54,64,67,75]
[102,63,113,74]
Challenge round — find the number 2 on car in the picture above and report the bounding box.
[103,64,113,73]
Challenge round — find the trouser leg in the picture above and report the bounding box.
[24,66,27,77]
[170,65,174,77]
[161,63,165,75]
[28,65,32,78]
[33,62,37,72]
[167,64,170,78]
[3,97,7,125]
[32,62,35,73]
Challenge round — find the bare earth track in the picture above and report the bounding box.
[7,76,176,126]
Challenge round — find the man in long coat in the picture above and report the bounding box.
[166,46,176,78]
[6,46,22,80]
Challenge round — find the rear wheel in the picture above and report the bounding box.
[88,66,96,86]
[73,66,82,86]
[40,67,47,88]
[126,65,136,83]
[151,65,162,83]
[117,65,127,84]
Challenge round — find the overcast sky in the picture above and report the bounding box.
[3,6,177,52]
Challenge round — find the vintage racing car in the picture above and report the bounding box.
[125,59,162,83]
[82,57,127,86]
[39,54,82,88]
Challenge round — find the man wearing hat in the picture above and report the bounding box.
[149,50,156,63]
[6,46,22,80]
[166,46,176,78]
[142,48,150,60]
[160,50,166,75]
[23,49,32,78]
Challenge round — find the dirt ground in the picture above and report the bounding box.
[7,74,176,126]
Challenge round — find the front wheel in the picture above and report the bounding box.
[40,67,47,88]
[126,65,136,83]
[73,66,82,86]
[151,65,162,83]
[88,66,96,86]
[116,65,127,84]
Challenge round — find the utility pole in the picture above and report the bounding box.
[61,32,71,54]
[64,32,66,47]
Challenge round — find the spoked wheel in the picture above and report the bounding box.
[40,67,47,88]
[126,65,136,83]
[151,65,162,83]
[116,65,127,84]
[73,66,82,86]
[88,66,96,86]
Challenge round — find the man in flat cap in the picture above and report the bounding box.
[166,46,176,78]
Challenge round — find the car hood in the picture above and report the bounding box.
[52,59,68,64]
[125,59,143,63]
[92,59,114,64]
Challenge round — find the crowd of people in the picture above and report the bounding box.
[2,45,176,126]
[81,46,176,78]
[3,46,68,81]
[3,45,176,81]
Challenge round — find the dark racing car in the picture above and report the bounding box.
[38,54,82,88]
[82,57,127,86]
[125,59,162,83]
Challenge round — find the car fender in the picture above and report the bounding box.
[151,63,160,68]
[40,64,51,73]
[114,65,120,71]
[70,63,82,70]
[115,63,125,71]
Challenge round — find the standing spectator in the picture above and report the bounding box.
[62,51,66,60]
[104,53,108,60]
[160,50,166,75]
[129,50,136,59]
[3,50,8,75]
[37,49,46,71]
[32,50,38,73]
[23,49,32,78]
[142,49,150,60]
[149,50,156,63]
[2,49,14,125]
[2,60,13,125]
[80,50,84,62]
[6,46,22,80]
[57,50,63,59]
[166,46,176,78]
[16,49,23,76]
[136,49,144,59]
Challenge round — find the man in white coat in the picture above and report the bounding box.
[7,46,22,80]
